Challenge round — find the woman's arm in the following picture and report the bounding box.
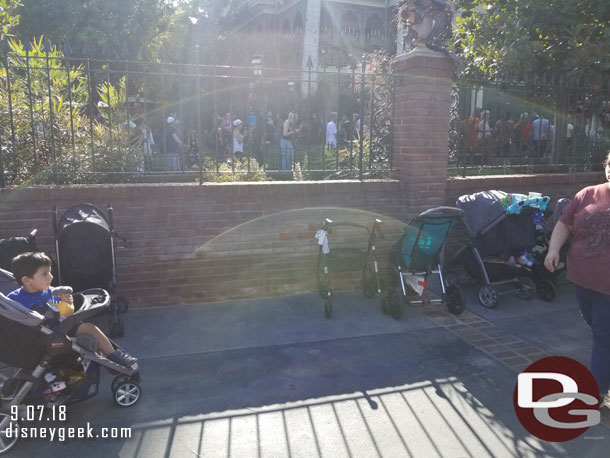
[283,120,293,137]
[544,220,572,272]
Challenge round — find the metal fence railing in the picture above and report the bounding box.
[449,75,610,176]
[0,38,395,187]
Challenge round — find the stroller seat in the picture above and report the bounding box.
[383,207,465,320]
[394,212,463,273]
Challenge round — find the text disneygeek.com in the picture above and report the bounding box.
[5,423,132,441]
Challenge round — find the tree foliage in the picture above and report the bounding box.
[453,0,610,83]
[0,0,20,41]
[14,0,169,58]
[0,39,144,185]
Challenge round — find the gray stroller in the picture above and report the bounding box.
[0,269,141,455]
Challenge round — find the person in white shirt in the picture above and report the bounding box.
[531,114,550,157]
[326,112,338,149]
[233,119,244,158]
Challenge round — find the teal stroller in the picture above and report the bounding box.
[382,207,465,319]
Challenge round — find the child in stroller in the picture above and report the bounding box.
[0,262,141,454]
[8,252,136,368]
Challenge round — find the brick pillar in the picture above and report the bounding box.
[391,48,455,217]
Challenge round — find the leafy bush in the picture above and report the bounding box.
[198,156,270,183]
[0,38,145,185]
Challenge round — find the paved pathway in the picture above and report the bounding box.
[8,285,610,458]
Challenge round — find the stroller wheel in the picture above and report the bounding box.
[516,277,536,300]
[387,288,404,320]
[536,279,557,302]
[111,375,130,394]
[113,379,141,407]
[115,297,129,314]
[362,265,377,299]
[0,409,19,454]
[478,285,499,308]
[445,285,465,315]
[324,300,332,319]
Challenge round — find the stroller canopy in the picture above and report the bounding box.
[457,190,536,257]
[0,235,35,272]
[56,204,113,292]
[456,190,507,237]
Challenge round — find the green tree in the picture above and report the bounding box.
[14,0,170,58]
[0,0,21,41]
[452,0,610,166]
[0,38,144,185]
[453,0,610,83]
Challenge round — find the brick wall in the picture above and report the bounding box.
[446,172,604,207]
[0,181,408,307]
[0,173,603,307]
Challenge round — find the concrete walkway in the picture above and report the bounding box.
[9,284,610,458]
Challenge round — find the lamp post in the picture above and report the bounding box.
[251,54,262,77]
[250,55,263,161]
[287,81,296,112]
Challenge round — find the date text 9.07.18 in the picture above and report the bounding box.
[11,405,67,422]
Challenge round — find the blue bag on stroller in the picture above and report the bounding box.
[382,207,465,320]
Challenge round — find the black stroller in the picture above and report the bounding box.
[0,230,38,272]
[316,219,384,318]
[527,197,571,301]
[381,207,466,320]
[0,277,141,455]
[451,190,548,308]
[52,204,128,337]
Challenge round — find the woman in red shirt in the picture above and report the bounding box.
[545,151,610,404]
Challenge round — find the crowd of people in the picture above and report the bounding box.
[461,108,574,164]
[122,107,372,172]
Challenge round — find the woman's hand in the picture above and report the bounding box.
[544,249,560,272]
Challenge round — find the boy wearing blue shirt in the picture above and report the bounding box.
[9,252,136,367]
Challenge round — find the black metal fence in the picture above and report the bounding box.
[0,38,395,187]
[449,75,610,176]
